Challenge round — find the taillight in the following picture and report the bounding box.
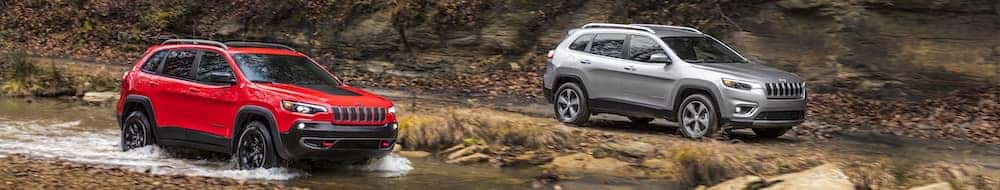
[546,50,554,59]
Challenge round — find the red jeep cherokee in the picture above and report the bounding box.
[116,39,398,169]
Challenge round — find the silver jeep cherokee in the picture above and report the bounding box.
[542,23,806,139]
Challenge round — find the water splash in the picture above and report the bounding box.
[356,154,414,177]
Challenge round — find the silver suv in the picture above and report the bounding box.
[542,23,806,139]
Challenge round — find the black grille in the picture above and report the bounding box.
[765,82,805,99]
[754,111,804,121]
[331,106,387,123]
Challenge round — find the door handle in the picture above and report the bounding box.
[579,60,591,64]
[148,82,159,87]
[187,87,201,93]
[624,66,636,71]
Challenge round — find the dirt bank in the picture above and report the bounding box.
[0,154,296,189]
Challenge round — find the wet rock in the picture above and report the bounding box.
[505,151,553,167]
[446,145,487,160]
[82,91,118,103]
[398,151,431,158]
[445,153,489,165]
[707,164,853,190]
[597,140,656,158]
[545,153,637,177]
[908,182,954,190]
[775,0,826,10]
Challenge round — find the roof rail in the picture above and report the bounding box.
[225,41,297,52]
[161,39,228,49]
[581,23,656,33]
[629,24,702,34]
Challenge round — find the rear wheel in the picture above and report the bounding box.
[677,94,719,139]
[627,117,654,125]
[752,128,791,139]
[121,111,154,151]
[236,121,281,169]
[554,83,590,125]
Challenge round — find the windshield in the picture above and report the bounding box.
[661,37,747,63]
[233,54,340,86]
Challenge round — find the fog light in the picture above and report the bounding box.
[297,123,306,130]
[734,105,756,118]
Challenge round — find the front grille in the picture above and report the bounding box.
[330,106,387,123]
[754,111,804,121]
[765,82,805,99]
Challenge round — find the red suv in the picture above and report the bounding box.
[115,39,397,169]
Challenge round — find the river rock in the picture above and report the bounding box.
[546,153,637,177]
[505,151,554,167]
[446,153,489,165]
[398,151,431,158]
[908,182,954,190]
[82,92,118,103]
[707,163,853,190]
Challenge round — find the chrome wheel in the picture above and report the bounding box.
[681,100,712,137]
[237,130,267,169]
[556,88,581,121]
[121,112,148,151]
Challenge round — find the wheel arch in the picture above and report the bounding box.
[554,74,589,98]
[671,81,723,122]
[121,95,159,143]
[232,106,290,159]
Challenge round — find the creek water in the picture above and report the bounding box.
[0,97,546,189]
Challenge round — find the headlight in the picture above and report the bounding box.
[387,106,396,114]
[281,100,328,114]
[722,78,758,90]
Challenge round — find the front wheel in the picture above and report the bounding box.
[677,94,719,139]
[752,127,791,139]
[553,83,590,125]
[121,111,154,151]
[236,121,281,169]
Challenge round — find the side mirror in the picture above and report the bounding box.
[649,53,671,64]
[206,71,236,84]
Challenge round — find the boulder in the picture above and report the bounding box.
[908,182,954,190]
[505,151,554,167]
[398,151,431,158]
[446,145,487,160]
[707,164,853,190]
[82,92,118,103]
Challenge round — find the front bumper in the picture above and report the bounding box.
[277,121,398,162]
[720,87,806,128]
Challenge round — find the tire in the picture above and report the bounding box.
[677,94,719,139]
[553,82,590,125]
[121,111,154,151]
[235,121,282,169]
[753,127,791,139]
[627,117,654,125]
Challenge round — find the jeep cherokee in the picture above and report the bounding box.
[116,39,398,169]
[542,23,806,139]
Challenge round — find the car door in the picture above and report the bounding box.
[189,50,240,139]
[133,50,168,125]
[621,35,679,114]
[582,33,630,104]
[155,49,200,138]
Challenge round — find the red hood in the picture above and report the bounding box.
[254,83,392,108]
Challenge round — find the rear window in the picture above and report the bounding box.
[161,50,198,80]
[588,33,626,58]
[140,51,167,73]
[569,34,594,51]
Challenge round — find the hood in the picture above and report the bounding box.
[255,83,392,107]
[692,63,802,83]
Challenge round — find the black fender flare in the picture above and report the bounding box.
[121,95,159,143]
[554,74,589,99]
[231,105,291,159]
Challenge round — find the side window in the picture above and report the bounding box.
[196,51,234,83]
[140,51,167,73]
[161,50,197,80]
[569,34,594,51]
[588,33,626,58]
[628,35,665,62]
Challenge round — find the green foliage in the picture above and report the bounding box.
[143,9,177,29]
